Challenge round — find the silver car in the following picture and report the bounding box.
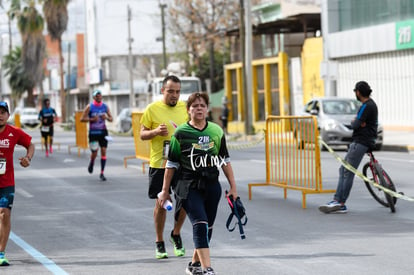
[301,97,383,150]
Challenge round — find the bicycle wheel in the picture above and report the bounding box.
[362,162,396,209]
[374,163,396,213]
[381,168,397,205]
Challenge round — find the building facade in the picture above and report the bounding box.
[323,0,414,129]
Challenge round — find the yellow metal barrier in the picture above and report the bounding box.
[248,116,335,208]
[68,111,88,156]
[123,112,150,173]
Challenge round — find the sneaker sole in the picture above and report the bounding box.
[319,205,342,214]
[332,210,348,214]
[155,253,168,259]
[173,249,185,257]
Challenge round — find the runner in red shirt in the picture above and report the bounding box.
[0,102,35,266]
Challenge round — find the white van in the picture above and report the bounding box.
[148,76,202,102]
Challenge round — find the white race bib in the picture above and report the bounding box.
[0,158,6,175]
[41,126,50,132]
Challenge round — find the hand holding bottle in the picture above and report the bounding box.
[157,191,173,211]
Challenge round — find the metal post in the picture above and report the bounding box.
[244,0,254,135]
[127,5,135,107]
[66,42,71,122]
[160,3,167,70]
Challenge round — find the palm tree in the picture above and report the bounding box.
[9,0,46,107]
[2,46,32,107]
[42,0,70,122]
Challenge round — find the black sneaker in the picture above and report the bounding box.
[170,230,185,256]
[88,162,93,174]
[155,241,168,259]
[186,261,202,275]
[203,267,216,275]
[100,174,106,181]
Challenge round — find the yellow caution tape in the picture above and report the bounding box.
[319,137,414,202]
[227,133,265,150]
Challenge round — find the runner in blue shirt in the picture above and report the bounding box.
[38,98,57,157]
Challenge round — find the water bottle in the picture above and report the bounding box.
[157,192,173,211]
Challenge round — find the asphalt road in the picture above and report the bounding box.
[2,128,414,275]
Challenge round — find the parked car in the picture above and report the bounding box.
[297,97,383,150]
[19,107,40,128]
[116,108,132,133]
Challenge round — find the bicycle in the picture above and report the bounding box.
[362,149,399,213]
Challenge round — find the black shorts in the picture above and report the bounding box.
[40,125,54,138]
[0,186,15,209]
[148,168,178,199]
[89,129,109,149]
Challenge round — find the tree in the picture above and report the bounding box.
[196,50,229,92]
[2,46,32,107]
[169,0,239,93]
[9,0,46,107]
[42,0,70,122]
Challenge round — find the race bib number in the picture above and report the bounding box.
[41,126,50,132]
[162,140,170,160]
[0,158,6,175]
[90,141,99,151]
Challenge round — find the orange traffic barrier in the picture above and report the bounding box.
[248,115,335,208]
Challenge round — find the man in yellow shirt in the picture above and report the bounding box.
[140,75,188,259]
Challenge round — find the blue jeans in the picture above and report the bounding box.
[334,142,368,203]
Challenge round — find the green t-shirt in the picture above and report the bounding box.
[140,100,188,168]
[168,121,229,172]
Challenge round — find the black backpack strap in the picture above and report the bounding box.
[226,213,237,232]
[233,199,246,239]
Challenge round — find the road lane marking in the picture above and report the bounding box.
[10,232,68,275]
[15,187,34,198]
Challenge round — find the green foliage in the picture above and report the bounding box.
[3,46,33,98]
[42,0,70,40]
[192,50,230,93]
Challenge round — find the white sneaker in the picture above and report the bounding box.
[319,200,342,214]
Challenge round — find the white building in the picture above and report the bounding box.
[322,0,414,129]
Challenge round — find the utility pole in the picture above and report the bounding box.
[160,2,167,70]
[66,42,71,122]
[244,0,253,135]
[127,5,135,108]
[240,0,253,135]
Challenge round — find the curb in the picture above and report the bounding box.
[382,144,414,152]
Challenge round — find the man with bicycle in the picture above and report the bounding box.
[319,81,378,214]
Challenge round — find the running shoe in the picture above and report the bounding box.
[100,174,107,181]
[0,252,9,266]
[203,267,216,275]
[170,230,185,257]
[155,241,168,259]
[318,200,342,214]
[88,162,93,174]
[332,205,348,214]
[186,261,202,275]
[50,146,53,154]
[45,150,49,157]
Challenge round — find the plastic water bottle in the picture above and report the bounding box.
[157,192,173,211]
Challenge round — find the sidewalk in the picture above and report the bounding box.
[382,130,414,152]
